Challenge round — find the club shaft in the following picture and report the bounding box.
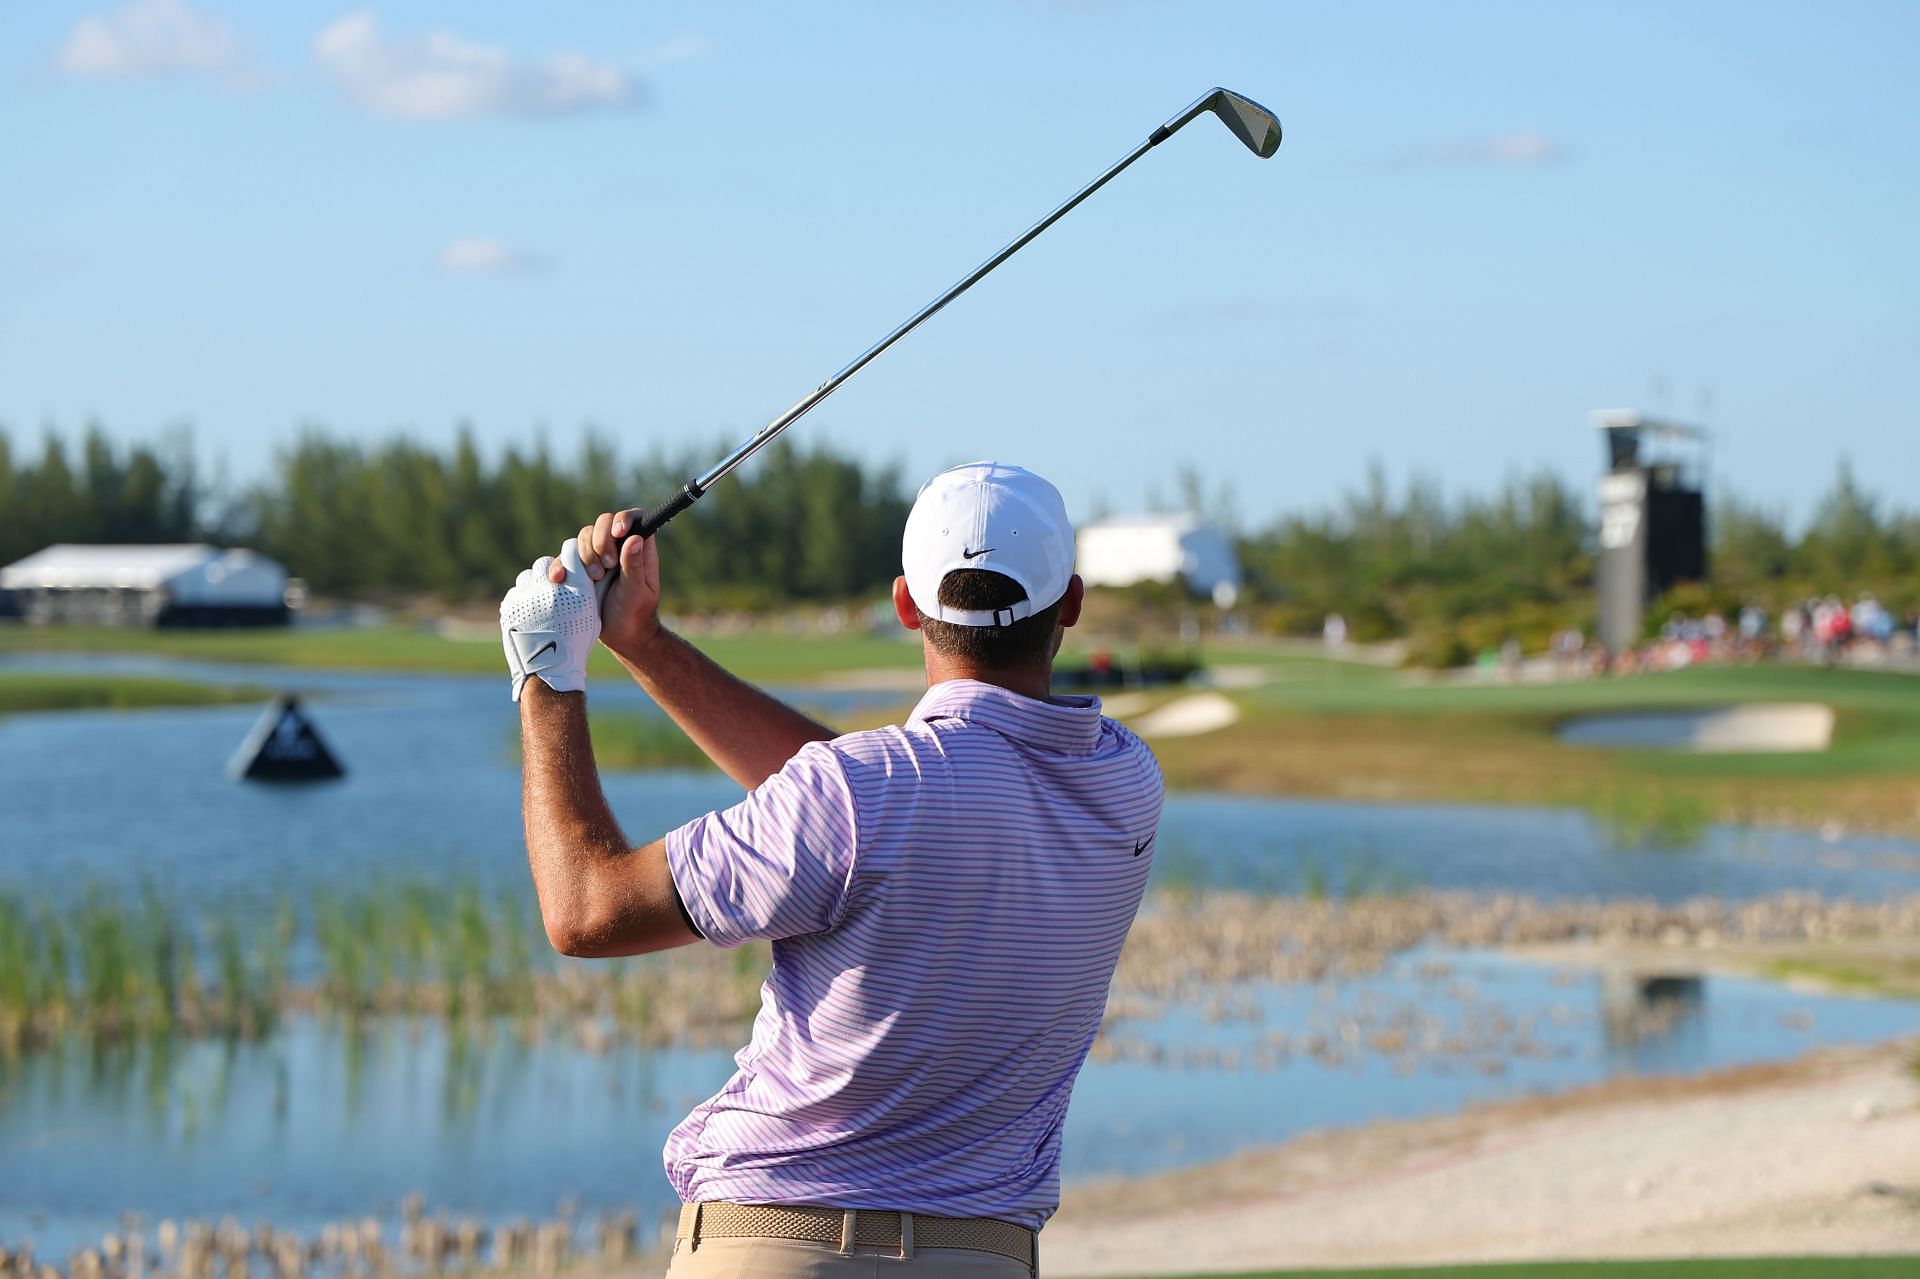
[695,135,1161,494]
[634,90,1228,537]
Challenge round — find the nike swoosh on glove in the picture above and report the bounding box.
[499,537,608,702]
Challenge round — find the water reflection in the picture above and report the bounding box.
[1599,972,1706,1045]
[6,948,1914,1260]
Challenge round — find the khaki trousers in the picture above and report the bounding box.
[665,1234,1034,1279]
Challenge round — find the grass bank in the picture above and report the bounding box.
[0,672,262,715]
[1148,657,1920,836]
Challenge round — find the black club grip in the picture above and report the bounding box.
[632,482,704,539]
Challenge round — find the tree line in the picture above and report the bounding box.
[1,426,1914,644]
[0,426,911,611]
[1236,460,1917,662]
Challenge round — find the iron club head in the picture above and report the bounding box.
[1205,88,1282,158]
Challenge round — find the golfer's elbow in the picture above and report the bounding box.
[526,831,692,958]
[531,869,639,957]
[526,857,604,956]
[541,907,597,958]
[540,899,675,959]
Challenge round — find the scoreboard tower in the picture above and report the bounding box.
[1592,409,1709,654]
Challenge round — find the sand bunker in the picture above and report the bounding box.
[1130,692,1240,738]
[1559,702,1835,753]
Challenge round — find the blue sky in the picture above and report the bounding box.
[2,1,1914,530]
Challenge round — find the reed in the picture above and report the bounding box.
[584,712,713,771]
[6,875,1918,1065]
[0,883,285,1051]
[1586,782,1714,848]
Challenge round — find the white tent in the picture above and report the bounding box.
[0,544,289,626]
[1075,514,1241,604]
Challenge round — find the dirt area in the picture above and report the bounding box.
[1043,1041,1920,1274]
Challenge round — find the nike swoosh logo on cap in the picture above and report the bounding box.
[962,546,995,559]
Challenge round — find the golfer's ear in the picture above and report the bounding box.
[1058,575,1085,629]
[892,576,921,630]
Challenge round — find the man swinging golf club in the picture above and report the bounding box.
[502,461,1163,1278]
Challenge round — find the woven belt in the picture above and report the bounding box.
[678,1201,1036,1270]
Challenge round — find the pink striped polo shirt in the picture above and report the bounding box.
[661,677,1163,1229]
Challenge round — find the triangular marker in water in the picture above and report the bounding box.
[229,694,345,782]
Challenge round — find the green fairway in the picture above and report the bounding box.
[0,672,263,715]
[1248,658,1920,777]
[0,622,923,684]
[1179,1258,1920,1278]
[1144,654,1920,834]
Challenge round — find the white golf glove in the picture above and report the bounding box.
[500,537,607,702]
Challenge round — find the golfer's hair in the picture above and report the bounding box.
[918,570,1062,669]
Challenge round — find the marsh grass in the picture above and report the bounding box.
[1,878,768,1057]
[1292,852,1420,902]
[9,874,1916,1070]
[1587,784,1715,849]
[503,711,712,772]
[0,882,285,1050]
[311,880,542,1018]
[586,712,713,771]
[0,673,262,716]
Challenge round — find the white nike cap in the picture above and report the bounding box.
[902,461,1075,627]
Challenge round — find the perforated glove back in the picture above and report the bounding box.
[500,537,606,701]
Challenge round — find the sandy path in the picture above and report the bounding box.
[1044,1043,1920,1273]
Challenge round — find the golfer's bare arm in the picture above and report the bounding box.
[519,681,701,958]
[610,628,833,790]
[568,509,834,790]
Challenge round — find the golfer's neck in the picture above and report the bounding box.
[925,655,1053,703]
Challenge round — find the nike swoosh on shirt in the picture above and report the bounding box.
[1133,834,1153,857]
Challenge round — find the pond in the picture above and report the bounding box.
[5,948,1912,1259]
[3,654,1918,1259]
[7,655,1920,914]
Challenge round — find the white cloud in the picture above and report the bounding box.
[437,236,549,276]
[315,10,639,120]
[59,0,254,86]
[1397,131,1567,169]
[640,34,707,68]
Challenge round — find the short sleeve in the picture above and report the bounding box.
[663,740,860,948]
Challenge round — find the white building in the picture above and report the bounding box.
[1075,514,1242,605]
[0,544,291,627]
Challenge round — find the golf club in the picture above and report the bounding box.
[624,86,1282,540]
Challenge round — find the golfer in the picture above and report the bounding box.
[500,461,1162,1278]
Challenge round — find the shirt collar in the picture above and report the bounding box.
[908,678,1103,755]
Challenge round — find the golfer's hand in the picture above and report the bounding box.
[553,509,662,662]
[500,538,606,702]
